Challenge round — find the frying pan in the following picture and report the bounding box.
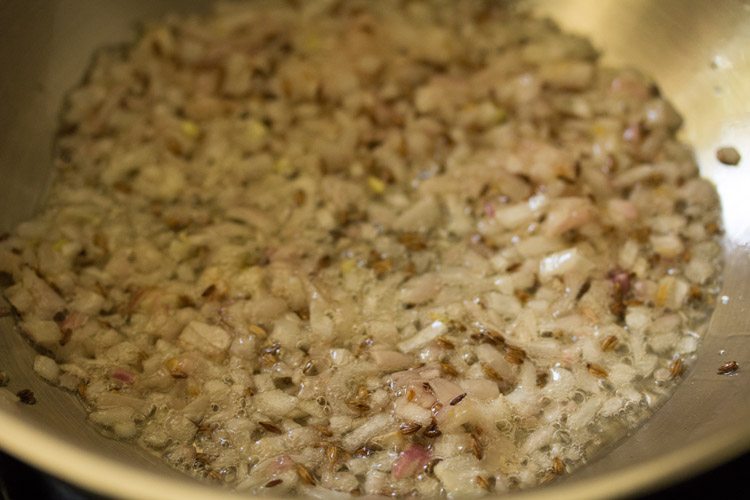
[0,1,749,498]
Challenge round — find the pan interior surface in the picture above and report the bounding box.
[0,1,749,498]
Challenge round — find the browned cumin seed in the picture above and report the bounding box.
[259,421,283,434]
[264,478,283,488]
[441,362,459,377]
[424,419,441,438]
[425,458,442,475]
[504,345,526,365]
[399,421,422,435]
[586,362,609,378]
[475,475,491,491]
[405,387,416,401]
[295,464,316,486]
[552,457,566,475]
[669,358,684,378]
[302,360,317,376]
[326,444,340,463]
[436,336,455,350]
[315,425,333,437]
[481,362,501,381]
[717,360,739,375]
[346,400,371,413]
[398,231,427,251]
[600,335,618,352]
[449,393,467,406]
[470,433,483,460]
[247,324,267,337]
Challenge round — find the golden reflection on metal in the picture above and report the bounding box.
[533,0,750,241]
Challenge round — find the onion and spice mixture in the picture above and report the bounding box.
[0,0,724,497]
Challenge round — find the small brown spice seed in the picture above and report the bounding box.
[346,400,371,412]
[436,336,455,350]
[440,362,459,377]
[669,358,684,379]
[475,475,491,491]
[540,472,557,484]
[470,433,483,460]
[425,458,442,475]
[406,388,416,401]
[424,419,442,438]
[576,279,592,300]
[449,393,467,406]
[600,335,618,352]
[264,478,283,488]
[504,346,526,365]
[717,360,739,375]
[399,421,422,435]
[316,425,333,437]
[552,457,565,475]
[371,258,392,278]
[248,324,267,337]
[431,401,444,415]
[259,421,283,434]
[587,363,609,378]
[261,353,277,366]
[481,363,501,381]
[487,330,506,344]
[326,444,339,463]
[398,232,427,251]
[302,360,317,376]
[295,464,316,486]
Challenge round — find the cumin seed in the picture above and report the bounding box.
[295,464,316,486]
[424,419,441,438]
[586,363,608,378]
[718,360,739,375]
[449,393,467,406]
[475,475,490,491]
[552,457,565,475]
[264,478,283,488]
[441,362,459,377]
[669,358,684,379]
[600,335,618,352]
[576,279,591,300]
[399,421,422,435]
[259,421,282,434]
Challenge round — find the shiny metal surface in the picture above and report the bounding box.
[0,1,749,498]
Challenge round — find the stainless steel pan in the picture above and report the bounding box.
[1,1,749,498]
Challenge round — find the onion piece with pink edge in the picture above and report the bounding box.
[392,444,431,479]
